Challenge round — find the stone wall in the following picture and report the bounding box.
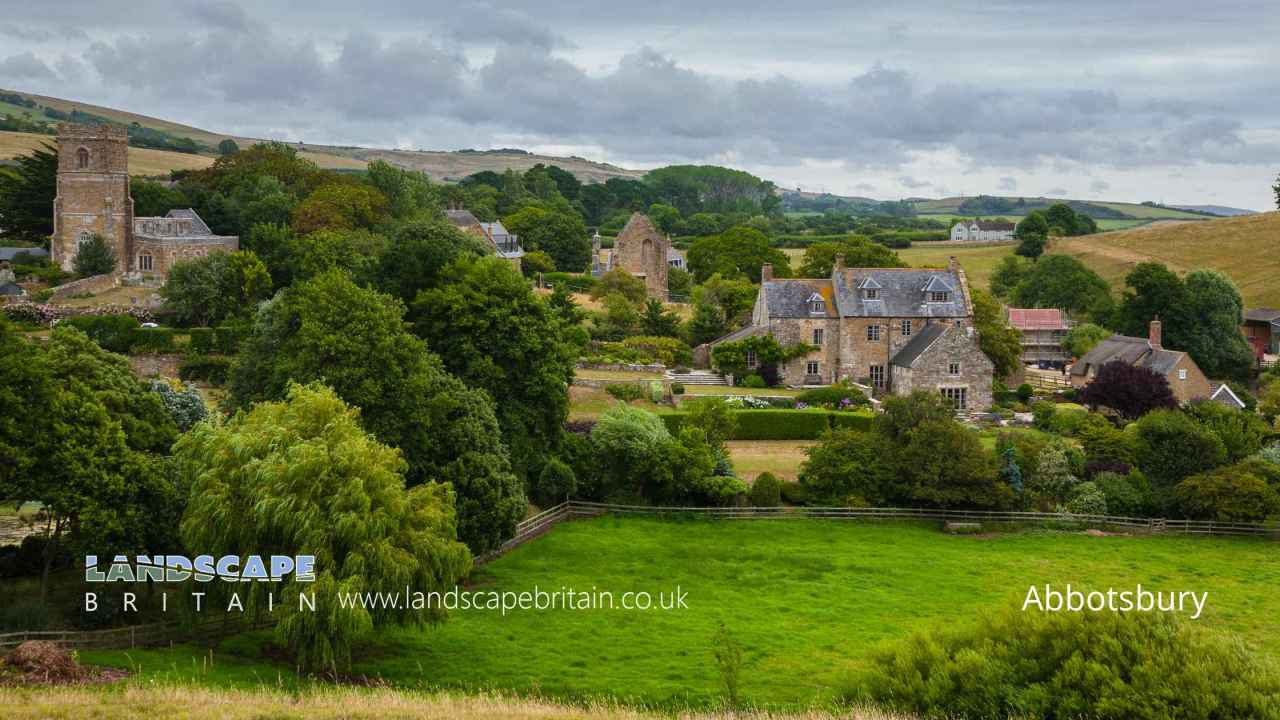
[892,324,993,410]
[762,317,840,386]
[611,214,668,301]
[52,124,133,273]
[132,237,239,278]
[48,273,119,301]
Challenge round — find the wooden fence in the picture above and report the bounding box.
[5,501,1274,651]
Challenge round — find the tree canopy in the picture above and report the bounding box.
[0,143,55,243]
[1010,254,1112,321]
[687,227,791,283]
[160,250,272,326]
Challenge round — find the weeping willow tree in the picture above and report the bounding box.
[176,382,471,673]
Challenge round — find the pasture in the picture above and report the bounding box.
[81,517,1280,709]
[0,130,213,176]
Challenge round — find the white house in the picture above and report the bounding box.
[950,219,1016,242]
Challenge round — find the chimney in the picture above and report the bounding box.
[761,263,773,282]
[834,254,846,272]
[1149,317,1162,349]
[948,256,959,273]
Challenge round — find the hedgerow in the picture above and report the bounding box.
[661,409,872,440]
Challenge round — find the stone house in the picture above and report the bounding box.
[51,123,237,281]
[1007,307,1070,364]
[711,256,993,410]
[1069,320,1213,404]
[444,209,524,271]
[950,219,1015,242]
[1241,308,1280,360]
[591,213,669,300]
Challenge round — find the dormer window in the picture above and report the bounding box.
[807,293,825,315]
[858,276,883,302]
[929,291,950,302]
[864,288,879,300]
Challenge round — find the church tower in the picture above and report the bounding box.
[51,123,133,273]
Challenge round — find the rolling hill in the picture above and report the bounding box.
[1056,212,1280,308]
[0,88,642,182]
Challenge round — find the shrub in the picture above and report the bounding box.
[1078,360,1178,420]
[747,472,782,507]
[148,379,209,432]
[1134,410,1227,487]
[543,272,596,294]
[0,600,50,632]
[61,314,140,353]
[671,382,685,395]
[661,409,873,441]
[797,384,869,410]
[799,428,897,506]
[619,336,692,367]
[850,604,1280,720]
[130,327,176,353]
[532,458,577,507]
[740,374,766,388]
[178,355,233,385]
[779,480,808,505]
[1031,400,1056,430]
[1175,469,1280,523]
[1093,470,1155,517]
[187,327,215,355]
[605,383,645,402]
[1064,480,1108,515]
[1015,383,1034,402]
[213,323,245,354]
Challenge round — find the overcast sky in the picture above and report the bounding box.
[2,0,1277,209]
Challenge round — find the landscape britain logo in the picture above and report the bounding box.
[83,554,317,615]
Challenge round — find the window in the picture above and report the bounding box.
[902,319,912,336]
[1178,368,1187,381]
[864,289,879,300]
[948,362,961,376]
[76,147,89,169]
[866,325,881,341]
[806,361,820,376]
[869,364,885,388]
[746,350,758,369]
[138,254,153,271]
[812,328,824,346]
[77,231,92,246]
[929,291,950,302]
[809,299,826,315]
[941,387,968,409]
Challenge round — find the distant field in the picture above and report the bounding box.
[898,242,1015,292]
[0,130,212,175]
[82,517,1280,709]
[1055,212,1280,308]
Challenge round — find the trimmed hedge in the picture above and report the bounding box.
[213,324,245,355]
[662,409,873,440]
[188,327,215,355]
[179,355,232,385]
[61,314,140,353]
[543,272,595,293]
[130,327,176,353]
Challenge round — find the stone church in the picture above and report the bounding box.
[591,212,669,300]
[50,123,237,281]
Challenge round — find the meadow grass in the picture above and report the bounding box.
[726,440,814,481]
[0,131,213,176]
[81,517,1280,710]
[897,242,1014,292]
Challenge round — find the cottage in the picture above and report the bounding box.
[1007,308,1070,365]
[709,256,993,410]
[1241,308,1280,360]
[445,208,524,271]
[1069,320,1212,403]
[950,219,1016,242]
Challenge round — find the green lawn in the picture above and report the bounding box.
[681,385,803,397]
[83,517,1280,710]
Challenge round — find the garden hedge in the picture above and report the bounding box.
[130,327,176,353]
[214,324,245,355]
[61,314,140,354]
[661,409,873,440]
[179,355,233,385]
[187,327,215,355]
[543,272,595,294]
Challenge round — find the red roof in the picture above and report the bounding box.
[1008,308,1068,330]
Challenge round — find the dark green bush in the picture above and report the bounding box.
[130,327,176,353]
[532,458,577,507]
[850,605,1280,719]
[671,382,685,395]
[779,480,808,505]
[797,385,869,409]
[661,409,873,440]
[187,327,215,355]
[543,272,595,293]
[605,383,645,401]
[747,472,782,507]
[0,600,49,632]
[61,314,140,353]
[739,374,766,388]
[1016,383,1034,402]
[213,323,245,354]
[178,355,233,385]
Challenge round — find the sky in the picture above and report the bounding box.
[1,0,1277,210]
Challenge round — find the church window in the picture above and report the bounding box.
[138,254,153,271]
[76,147,89,169]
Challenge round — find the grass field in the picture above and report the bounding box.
[897,242,1015,292]
[1056,212,1280,308]
[726,440,813,481]
[80,517,1280,709]
[0,130,213,176]
[0,685,910,720]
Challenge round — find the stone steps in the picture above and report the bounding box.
[667,372,728,386]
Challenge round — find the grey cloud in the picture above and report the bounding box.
[998,177,1017,191]
[0,52,58,80]
[898,176,931,189]
[1,24,86,42]
[1045,187,1068,196]
[188,1,251,32]
[1090,179,1111,193]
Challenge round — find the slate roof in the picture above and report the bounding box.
[890,322,948,368]
[0,281,24,296]
[164,209,212,234]
[759,279,836,318]
[710,324,769,345]
[1211,383,1246,409]
[1070,334,1186,377]
[1008,308,1068,330]
[974,220,1015,231]
[0,247,48,261]
[134,209,231,241]
[831,268,968,318]
[1244,308,1280,323]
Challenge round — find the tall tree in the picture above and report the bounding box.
[375,220,489,303]
[1077,361,1178,421]
[73,234,117,277]
[1014,211,1049,259]
[178,383,470,673]
[1011,254,1112,321]
[0,144,56,244]
[687,227,790,283]
[797,238,905,277]
[160,250,273,326]
[411,256,578,480]
[229,270,525,553]
[988,255,1029,298]
[971,288,1022,378]
[501,206,590,272]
